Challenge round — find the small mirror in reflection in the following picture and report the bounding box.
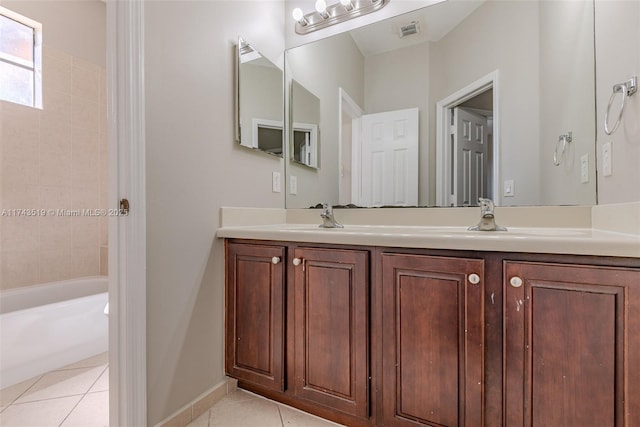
[290,79,320,168]
[237,37,284,157]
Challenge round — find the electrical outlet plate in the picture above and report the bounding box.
[290,176,297,195]
[272,171,281,193]
[580,153,589,183]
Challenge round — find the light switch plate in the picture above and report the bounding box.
[504,179,515,197]
[580,153,589,183]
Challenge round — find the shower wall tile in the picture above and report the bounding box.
[72,98,100,131]
[72,217,99,249]
[1,217,39,252]
[40,249,72,284]
[72,128,100,189]
[43,89,72,117]
[1,250,40,289]
[72,60,100,102]
[42,46,72,95]
[71,246,99,278]
[72,186,100,212]
[1,47,107,289]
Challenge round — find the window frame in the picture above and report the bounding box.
[0,6,42,108]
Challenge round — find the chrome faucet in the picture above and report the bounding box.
[468,198,507,231]
[319,203,344,228]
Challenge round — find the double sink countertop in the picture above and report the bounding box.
[216,203,640,258]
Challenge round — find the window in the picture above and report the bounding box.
[0,7,42,108]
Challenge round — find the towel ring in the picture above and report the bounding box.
[553,131,572,166]
[604,76,637,136]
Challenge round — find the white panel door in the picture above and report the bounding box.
[360,108,419,207]
[454,107,489,206]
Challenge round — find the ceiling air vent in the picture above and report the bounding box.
[399,21,420,38]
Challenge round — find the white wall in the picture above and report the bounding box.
[143,1,284,424]
[285,32,364,208]
[595,0,640,204]
[429,0,541,206]
[539,0,596,206]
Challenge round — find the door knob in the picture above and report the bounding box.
[468,273,481,285]
[271,257,280,264]
[510,276,523,288]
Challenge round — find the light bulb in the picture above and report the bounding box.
[292,8,304,21]
[340,0,354,10]
[292,7,309,25]
[315,0,327,13]
[315,0,329,18]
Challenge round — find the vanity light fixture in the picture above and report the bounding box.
[293,0,390,35]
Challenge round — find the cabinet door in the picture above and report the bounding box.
[226,242,285,391]
[504,262,640,427]
[292,247,369,418]
[381,254,485,427]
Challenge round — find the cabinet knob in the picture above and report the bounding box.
[468,273,481,285]
[293,257,302,266]
[271,257,280,265]
[510,276,523,288]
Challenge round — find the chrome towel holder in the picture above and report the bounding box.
[604,76,637,135]
[553,131,572,166]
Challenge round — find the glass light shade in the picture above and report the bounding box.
[315,0,327,14]
[292,8,304,21]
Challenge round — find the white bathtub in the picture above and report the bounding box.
[0,276,109,389]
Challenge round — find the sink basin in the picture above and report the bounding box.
[278,224,592,239]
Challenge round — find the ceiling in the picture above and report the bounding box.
[350,0,486,57]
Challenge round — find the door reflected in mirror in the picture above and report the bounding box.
[237,37,284,157]
[284,0,597,208]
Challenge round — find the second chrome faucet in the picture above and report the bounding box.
[319,203,344,228]
[468,198,507,231]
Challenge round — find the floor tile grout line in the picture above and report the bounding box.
[55,363,110,426]
[57,393,86,427]
[6,374,44,407]
[8,392,87,406]
[277,405,285,427]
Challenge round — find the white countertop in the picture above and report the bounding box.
[216,223,640,258]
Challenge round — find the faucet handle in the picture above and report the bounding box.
[321,202,333,215]
[478,198,495,210]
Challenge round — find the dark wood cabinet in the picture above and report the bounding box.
[504,261,640,427]
[225,239,640,427]
[291,247,370,418]
[225,242,285,391]
[381,253,485,427]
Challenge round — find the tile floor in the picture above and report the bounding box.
[186,389,344,427]
[1,352,342,427]
[0,352,109,427]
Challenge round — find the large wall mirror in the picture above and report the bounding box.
[236,37,284,157]
[284,0,597,208]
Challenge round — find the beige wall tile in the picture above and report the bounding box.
[72,186,100,211]
[1,250,40,289]
[42,46,72,95]
[39,249,72,283]
[71,246,99,277]
[71,217,99,249]
[72,98,100,130]
[72,127,100,189]
[43,89,72,118]
[72,63,100,102]
[40,217,72,252]
[1,217,39,252]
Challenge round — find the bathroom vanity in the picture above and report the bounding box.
[220,209,640,427]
